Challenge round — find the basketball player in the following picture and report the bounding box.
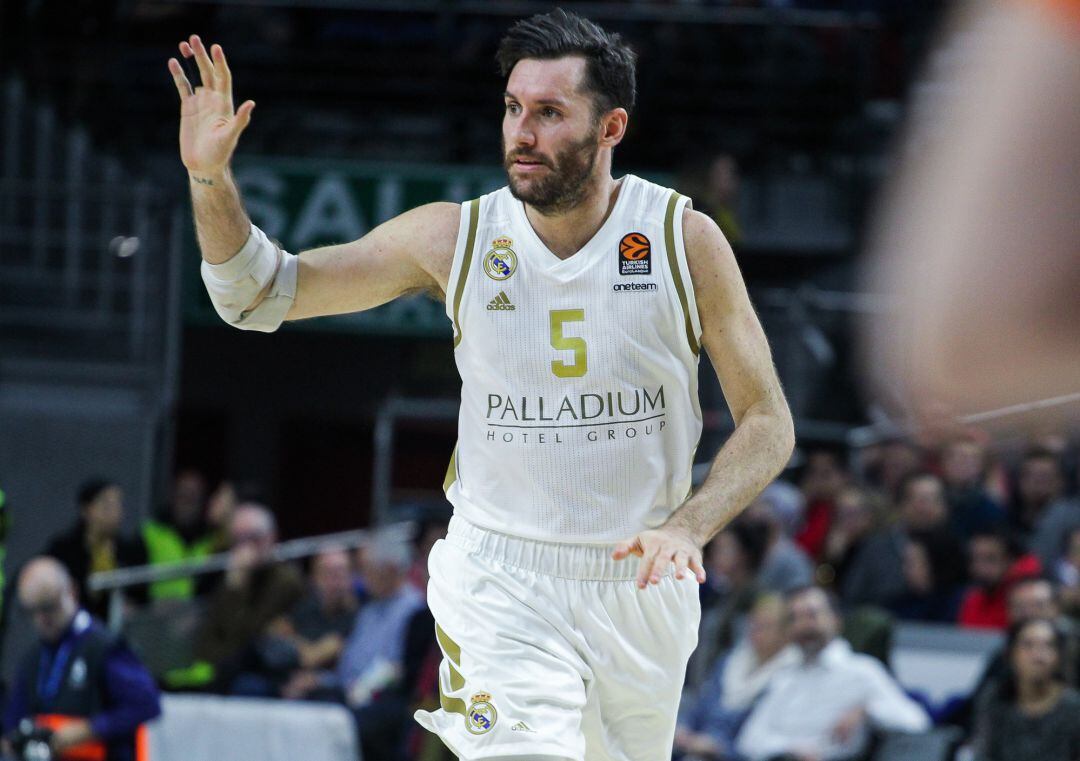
[168,11,794,760]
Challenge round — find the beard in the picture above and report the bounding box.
[503,129,600,216]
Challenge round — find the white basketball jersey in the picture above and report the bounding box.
[443,174,703,543]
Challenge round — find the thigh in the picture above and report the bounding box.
[414,539,589,761]
[578,574,701,761]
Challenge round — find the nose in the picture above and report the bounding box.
[508,113,536,149]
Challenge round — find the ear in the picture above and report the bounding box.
[599,107,629,148]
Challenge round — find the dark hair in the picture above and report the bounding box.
[968,525,1021,559]
[728,519,770,574]
[786,584,842,617]
[999,618,1067,701]
[496,9,637,116]
[77,478,116,509]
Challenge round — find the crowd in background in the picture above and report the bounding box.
[8,427,1080,761]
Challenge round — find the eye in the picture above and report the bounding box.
[505,102,521,115]
[542,107,560,118]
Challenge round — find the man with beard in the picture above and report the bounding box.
[169,10,794,760]
[736,586,929,761]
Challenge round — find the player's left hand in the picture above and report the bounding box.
[612,526,706,589]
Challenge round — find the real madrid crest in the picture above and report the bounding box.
[466,691,497,735]
[484,236,517,281]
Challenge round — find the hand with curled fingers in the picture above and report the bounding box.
[167,35,255,175]
[612,525,707,590]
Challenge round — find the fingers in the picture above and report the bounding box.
[612,538,642,560]
[182,34,215,90]
[688,554,707,584]
[233,100,256,134]
[211,43,232,96]
[673,550,690,580]
[167,58,193,100]
[636,545,662,589]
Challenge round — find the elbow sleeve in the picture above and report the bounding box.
[200,223,298,333]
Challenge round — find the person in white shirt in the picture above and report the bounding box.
[736,586,930,761]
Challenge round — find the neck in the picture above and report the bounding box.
[1018,678,1059,704]
[524,170,619,259]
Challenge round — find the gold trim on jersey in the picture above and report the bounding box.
[452,199,481,348]
[443,443,459,492]
[664,191,700,356]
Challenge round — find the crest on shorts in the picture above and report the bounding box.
[484,237,517,281]
[466,692,498,735]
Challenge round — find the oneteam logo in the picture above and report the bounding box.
[487,291,516,311]
[612,282,658,292]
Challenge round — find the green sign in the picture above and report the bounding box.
[184,157,507,337]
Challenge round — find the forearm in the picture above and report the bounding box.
[666,400,794,545]
[189,167,250,264]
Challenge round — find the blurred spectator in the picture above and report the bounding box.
[862,438,923,503]
[1025,450,1080,571]
[888,531,965,622]
[141,469,222,601]
[843,472,962,609]
[205,479,238,546]
[972,619,1080,761]
[45,479,147,620]
[957,577,1079,735]
[675,595,799,760]
[745,484,814,594]
[1012,449,1073,557]
[940,436,1006,539]
[957,528,1041,630]
[795,448,850,560]
[278,547,359,700]
[699,153,743,246]
[816,486,882,591]
[193,503,303,693]
[338,536,424,761]
[735,586,930,761]
[1058,526,1080,618]
[688,521,769,689]
[3,557,160,761]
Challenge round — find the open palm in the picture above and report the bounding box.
[167,35,255,175]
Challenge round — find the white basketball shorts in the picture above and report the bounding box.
[414,515,701,761]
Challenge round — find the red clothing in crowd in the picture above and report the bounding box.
[957,554,1043,629]
[796,499,835,560]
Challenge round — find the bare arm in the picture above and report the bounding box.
[665,209,795,543]
[286,202,459,321]
[170,36,457,320]
[613,209,794,587]
[865,0,1080,425]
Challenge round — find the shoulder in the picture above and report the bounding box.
[678,208,743,310]
[397,201,462,243]
[681,208,732,263]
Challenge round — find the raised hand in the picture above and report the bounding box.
[167,35,255,176]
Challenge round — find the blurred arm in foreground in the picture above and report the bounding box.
[863,0,1080,430]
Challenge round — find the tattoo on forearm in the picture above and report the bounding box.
[191,176,215,186]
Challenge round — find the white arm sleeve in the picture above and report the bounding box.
[199,223,298,333]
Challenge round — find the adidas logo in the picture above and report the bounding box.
[487,291,516,311]
[510,721,534,732]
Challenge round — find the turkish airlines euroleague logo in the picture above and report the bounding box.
[618,232,651,275]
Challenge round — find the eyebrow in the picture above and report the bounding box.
[503,91,570,108]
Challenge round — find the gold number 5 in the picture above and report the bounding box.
[550,309,587,378]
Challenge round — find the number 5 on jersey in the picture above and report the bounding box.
[550,309,587,378]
